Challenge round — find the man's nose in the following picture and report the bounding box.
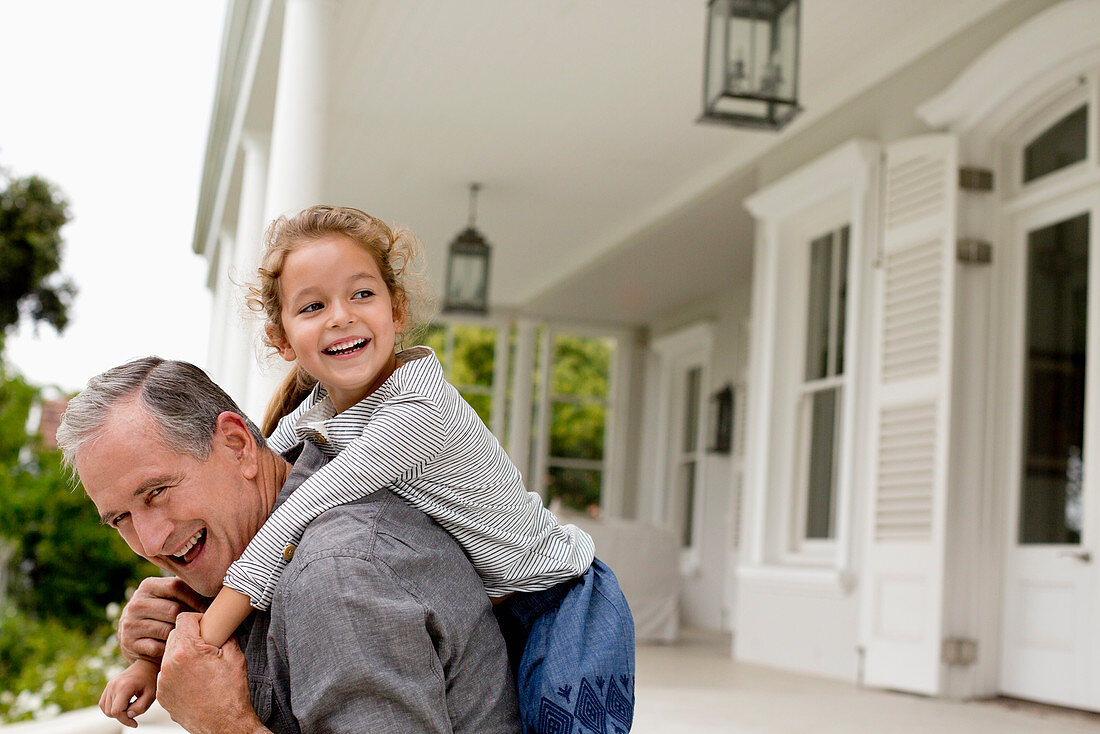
[130,511,173,558]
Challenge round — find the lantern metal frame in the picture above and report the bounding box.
[443,183,492,315]
[698,0,802,131]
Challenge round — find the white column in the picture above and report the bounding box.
[207,231,234,383]
[262,0,335,221]
[229,134,270,420]
[248,0,336,426]
[507,320,537,481]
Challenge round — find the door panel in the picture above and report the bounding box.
[1001,195,1098,711]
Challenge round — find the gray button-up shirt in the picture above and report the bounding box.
[239,442,520,733]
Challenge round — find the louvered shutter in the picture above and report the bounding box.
[859,135,958,694]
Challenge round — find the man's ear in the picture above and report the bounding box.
[214,412,260,479]
[265,323,297,362]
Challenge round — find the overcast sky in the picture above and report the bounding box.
[1,0,227,393]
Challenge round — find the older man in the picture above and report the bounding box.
[57,357,519,733]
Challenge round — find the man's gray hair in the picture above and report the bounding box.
[56,356,265,471]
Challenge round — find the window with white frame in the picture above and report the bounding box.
[531,329,618,516]
[422,322,502,427]
[650,324,713,556]
[795,224,850,543]
[671,364,706,548]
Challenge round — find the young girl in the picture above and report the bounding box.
[101,205,635,732]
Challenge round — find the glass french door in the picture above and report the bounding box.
[1001,191,1100,711]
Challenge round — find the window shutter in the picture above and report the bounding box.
[860,135,958,694]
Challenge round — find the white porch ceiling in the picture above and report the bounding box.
[267,0,1013,325]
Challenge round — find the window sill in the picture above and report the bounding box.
[736,564,856,599]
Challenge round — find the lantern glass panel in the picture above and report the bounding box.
[447,251,487,308]
[775,0,798,101]
[705,0,731,106]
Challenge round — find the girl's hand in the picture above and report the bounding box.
[99,659,159,728]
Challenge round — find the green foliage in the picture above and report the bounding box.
[0,368,157,628]
[551,334,610,398]
[0,170,75,335]
[0,604,124,724]
[0,364,152,720]
[0,449,157,626]
[451,325,495,387]
[547,335,611,513]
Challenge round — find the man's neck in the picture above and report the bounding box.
[256,448,293,516]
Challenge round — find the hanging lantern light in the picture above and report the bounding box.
[443,183,492,314]
[699,0,802,130]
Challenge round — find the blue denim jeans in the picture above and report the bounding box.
[493,558,636,734]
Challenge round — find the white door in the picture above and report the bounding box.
[1000,188,1100,711]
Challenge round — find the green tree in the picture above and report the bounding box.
[0,170,75,341]
[0,368,157,628]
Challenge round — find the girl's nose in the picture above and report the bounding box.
[327,302,355,327]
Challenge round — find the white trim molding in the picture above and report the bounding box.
[917,0,1100,133]
[739,138,879,579]
[745,140,879,221]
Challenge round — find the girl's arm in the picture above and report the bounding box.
[223,392,449,611]
[199,586,253,647]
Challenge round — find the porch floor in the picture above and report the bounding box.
[634,629,1100,733]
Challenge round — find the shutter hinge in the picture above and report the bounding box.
[959,167,994,192]
[957,238,992,265]
[941,637,978,666]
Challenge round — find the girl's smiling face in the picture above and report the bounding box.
[271,234,405,412]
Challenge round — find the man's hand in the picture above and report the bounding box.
[158,612,268,734]
[118,577,208,663]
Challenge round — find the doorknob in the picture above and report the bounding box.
[1058,550,1092,563]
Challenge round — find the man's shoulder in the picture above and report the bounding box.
[276,487,471,594]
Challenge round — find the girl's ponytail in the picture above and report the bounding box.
[261,366,317,437]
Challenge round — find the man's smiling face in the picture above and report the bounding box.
[76,401,271,597]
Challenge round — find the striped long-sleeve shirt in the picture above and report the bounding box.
[223,346,595,611]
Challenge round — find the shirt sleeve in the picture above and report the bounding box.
[223,391,450,610]
[274,552,455,734]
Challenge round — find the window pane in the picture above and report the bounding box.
[550,402,605,460]
[461,391,492,428]
[678,461,696,547]
[451,325,496,388]
[1020,213,1089,544]
[421,323,446,356]
[551,334,612,398]
[835,225,850,376]
[683,367,701,453]
[805,388,838,540]
[547,466,602,516]
[1023,106,1087,184]
[805,232,833,381]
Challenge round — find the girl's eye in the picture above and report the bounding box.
[352,289,374,300]
[299,302,323,314]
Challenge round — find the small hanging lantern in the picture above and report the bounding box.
[699,0,802,130]
[444,183,491,314]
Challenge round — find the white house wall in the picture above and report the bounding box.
[729,0,1064,686]
[646,287,751,632]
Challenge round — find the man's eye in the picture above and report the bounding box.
[299,302,323,314]
[352,289,374,300]
[112,513,130,528]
